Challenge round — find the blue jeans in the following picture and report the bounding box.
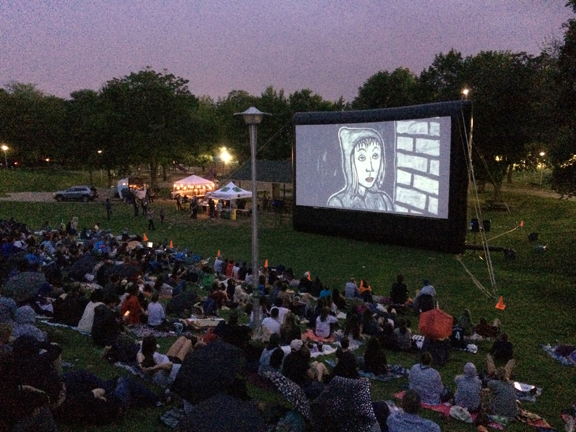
[114,377,158,411]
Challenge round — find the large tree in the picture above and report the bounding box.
[352,67,419,109]
[99,68,199,188]
[0,83,66,165]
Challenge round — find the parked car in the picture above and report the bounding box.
[53,185,98,202]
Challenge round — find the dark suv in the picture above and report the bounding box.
[54,186,98,202]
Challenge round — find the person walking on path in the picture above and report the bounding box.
[147,208,156,231]
[105,199,112,220]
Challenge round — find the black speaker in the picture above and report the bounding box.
[483,219,491,232]
[471,218,480,233]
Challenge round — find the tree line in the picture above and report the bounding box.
[0,1,575,195]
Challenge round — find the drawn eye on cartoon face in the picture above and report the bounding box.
[354,143,382,189]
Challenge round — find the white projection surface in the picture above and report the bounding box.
[295,117,452,219]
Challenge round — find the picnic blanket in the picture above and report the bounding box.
[280,343,338,359]
[301,329,334,344]
[411,334,477,353]
[129,324,194,339]
[541,344,576,366]
[393,391,552,430]
[358,365,410,382]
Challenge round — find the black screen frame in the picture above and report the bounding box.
[292,101,472,254]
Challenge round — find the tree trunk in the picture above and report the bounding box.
[506,164,513,184]
[88,168,93,185]
[149,161,158,191]
[162,164,167,181]
[107,169,113,188]
[492,181,503,202]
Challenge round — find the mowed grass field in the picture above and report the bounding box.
[1,168,575,431]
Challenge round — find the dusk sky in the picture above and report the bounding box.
[1,1,573,102]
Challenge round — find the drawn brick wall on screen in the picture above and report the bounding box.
[394,119,441,215]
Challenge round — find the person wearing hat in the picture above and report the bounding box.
[283,339,328,390]
[387,389,441,432]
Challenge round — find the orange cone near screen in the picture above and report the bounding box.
[170,240,174,248]
[264,259,268,268]
[495,296,506,310]
[143,233,148,241]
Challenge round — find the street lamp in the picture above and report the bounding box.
[462,88,470,99]
[1,145,8,168]
[539,151,546,187]
[234,107,270,295]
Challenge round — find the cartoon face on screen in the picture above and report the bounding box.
[327,126,394,211]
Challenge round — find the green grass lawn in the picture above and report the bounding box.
[1,170,575,431]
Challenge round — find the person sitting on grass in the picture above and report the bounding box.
[386,389,441,432]
[408,351,450,405]
[487,333,515,379]
[258,333,282,376]
[331,337,359,379]
[394,318,413,352]
[474,317,501,339]
[120,283,146,326]
[146,291,167,329]
[363,336,389,376]
[280,312,302,345]
[137,334,193,389]
[485,366,518,419]
[390,274,409,306]
[454,362,481,412]
[314,306,338,339]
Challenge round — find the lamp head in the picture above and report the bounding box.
[234,106,270,125]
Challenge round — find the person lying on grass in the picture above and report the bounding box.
[137,334,193,389]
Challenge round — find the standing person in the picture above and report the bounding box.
[208,198,216,219]
[175,196,182,212]
[190,196,198,219]
[105,199,112,220]
[141,199,148,217]
[159,207,165,224]
[133,198,139,217]
[215,200,223,219]
[147,208,155,231]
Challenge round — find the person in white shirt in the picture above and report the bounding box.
[315,307,338,339]
[261,307,282,335]
[147,292,166,327]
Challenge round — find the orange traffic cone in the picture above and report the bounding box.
[169,240,174,248]
[307,272,311,281]
[143,233,148,241]
[217,250,221,256]
[495,296,506,310]
[520,221,524,227]
[264,259,268,268]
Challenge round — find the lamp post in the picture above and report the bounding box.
[1,145,8,168]
[462,88,470,99]
[234,107,270,296]
[539,151,546,187]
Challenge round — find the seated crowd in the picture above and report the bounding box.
[0,217,523,431]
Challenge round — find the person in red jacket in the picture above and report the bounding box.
[120,283,145,325]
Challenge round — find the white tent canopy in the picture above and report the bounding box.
[207,181,252,200]
[172,175,215,197]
